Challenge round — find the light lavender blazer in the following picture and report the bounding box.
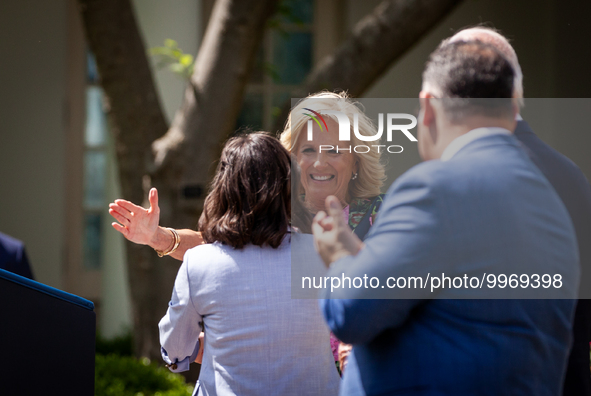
[159,233,340,396]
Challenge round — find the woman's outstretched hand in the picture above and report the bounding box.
[109,188,160,246]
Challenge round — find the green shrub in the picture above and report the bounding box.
[95,354,194,396]
[96,331,134,357]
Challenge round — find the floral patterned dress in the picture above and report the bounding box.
[345,195,384,232]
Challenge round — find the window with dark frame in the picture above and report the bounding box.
[235,0,314,132]
[82,50,107,270]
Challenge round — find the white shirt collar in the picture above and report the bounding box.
[440,127,512,161]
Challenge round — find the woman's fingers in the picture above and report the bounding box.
[109,208,131,225]
[148,188,159,214]
[111,222,129,236]
[109,203,131,217]
[109,202,132,217]
[115,199,146,214]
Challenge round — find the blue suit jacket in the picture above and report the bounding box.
[0,232,34,280]
[321,133,579,395]
[514,120,591,396]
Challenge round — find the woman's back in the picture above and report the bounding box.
[158,133,338,395]
[177,236,339,396]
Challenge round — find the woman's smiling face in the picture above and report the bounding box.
[295,118,357,211]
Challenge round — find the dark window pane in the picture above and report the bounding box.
[250,46,265,84]
[86,50,99,83]
[272,91,291,126]
[84,151,106,208]
[83,213,102,269]
[273,32,312,85]
[278,0,314,25]
[85,87,107,147]
[235,92,264,131]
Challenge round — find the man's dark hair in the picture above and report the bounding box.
[422,40,515,121]
[198,132,291,249]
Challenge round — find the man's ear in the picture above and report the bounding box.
[419,91,436,127]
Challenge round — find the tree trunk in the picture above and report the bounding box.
[77,0,170,360]
[77,0,167,205]
[272,0,464,133]
[78,0,279,361]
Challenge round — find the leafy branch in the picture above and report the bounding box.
[149,39,194,80]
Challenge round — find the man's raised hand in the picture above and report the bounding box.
[312,195,364,267]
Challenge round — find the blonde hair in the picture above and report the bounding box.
[279,91,386,199]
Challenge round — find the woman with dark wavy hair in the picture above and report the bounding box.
[158,133,339,396]
[198,133,291,249]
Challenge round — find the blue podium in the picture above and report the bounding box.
[0,268,95,395]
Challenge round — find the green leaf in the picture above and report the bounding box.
[149,39,195,80]
[164,39,178,48]
[179,54,193,66]
[171,49,182,59]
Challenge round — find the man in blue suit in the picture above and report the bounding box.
[0,231,34,280]
[313,41,579,395]
[448,27,591,396]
